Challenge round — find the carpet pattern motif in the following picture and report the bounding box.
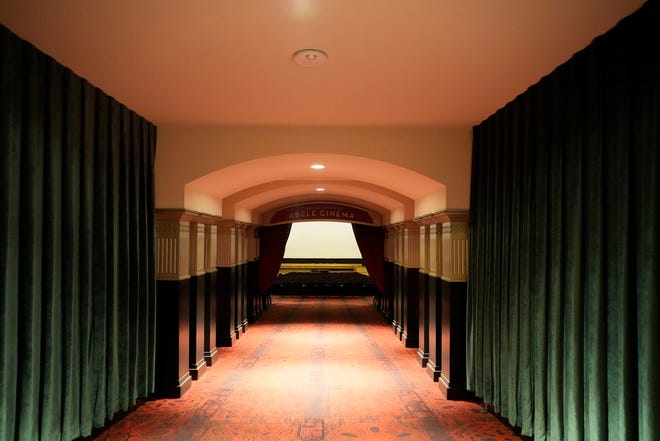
[94,297,522,441]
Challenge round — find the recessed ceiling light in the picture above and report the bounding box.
[310,164,325,170]
[316,187,325,192]
[293,49,327,67]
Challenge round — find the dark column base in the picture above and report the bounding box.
[204,347,219,367]
[416,349,429,367]
[426,360,441,382]
[242,319,248,333]
[156,279,192,399]
[392,320,399,335]
[439,374,474,401]
[402,331,418,348]
[217,332,236,347]
[190,358,207,381]
[158,373,192,399]
[440,279,468,401]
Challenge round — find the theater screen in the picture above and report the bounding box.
[283,221,361,258]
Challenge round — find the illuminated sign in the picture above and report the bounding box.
[268,202,375,225]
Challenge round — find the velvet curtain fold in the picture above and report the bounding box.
[466,3,659,440]
[351,224,385,293]
[1,25,157,441]
[257,224,292,294]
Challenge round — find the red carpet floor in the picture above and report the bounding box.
[94,297,523,441]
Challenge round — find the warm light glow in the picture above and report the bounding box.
[284,221,361,258]
[310,164,325,170]
[316,187,325,192]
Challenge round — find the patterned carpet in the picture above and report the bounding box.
[93,297,523,441]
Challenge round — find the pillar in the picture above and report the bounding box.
[439,219,471,400]
[426,223,442,382]
[154,213,192,397]
[204,223,219,366]
[246,225,260,323]
[217,223,237,347]
[188,221,207,380]
[417,224,430,367]
[401,222,420,348]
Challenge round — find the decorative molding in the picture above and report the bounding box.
[441,221,469,282]
[217,227,236,268]
[413,209,469,226]
[403,226,420,269]
[419,225,429,274]
[246,225,259,261]
[428,224,440,278]
[155,220,190,280]
[204,224,218,273]
[190,223,206,276]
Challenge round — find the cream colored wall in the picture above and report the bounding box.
[155,125,472,220]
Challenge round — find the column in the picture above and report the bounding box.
[382,227,395,324]
[401,222,420,348]
[246,225,261,323]
[439,219,471,400]
[417,224,430,367]
[204,223,218,366]
[188,221,207,380]
[235,224,249,335]
[426,222,442,381]
[216,223,237,347]
[392,224,405,338]
[155,213,192,397]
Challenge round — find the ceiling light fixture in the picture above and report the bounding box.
[293,49,327,67]
[310,164,325,170]
[316,187,325,192]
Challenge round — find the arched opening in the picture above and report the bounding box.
[267,221,381,300]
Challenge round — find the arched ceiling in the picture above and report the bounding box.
[1,1,645,224]
[185,153,443,224]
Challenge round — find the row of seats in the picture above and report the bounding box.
[271,272,378,297]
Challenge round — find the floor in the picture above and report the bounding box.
[93,297,523,441]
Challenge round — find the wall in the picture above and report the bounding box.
[155,125,472,219]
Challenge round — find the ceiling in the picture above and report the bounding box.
[0,1,646,222]
[0,0,644,127]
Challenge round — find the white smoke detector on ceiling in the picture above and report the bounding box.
[293,49,327,67]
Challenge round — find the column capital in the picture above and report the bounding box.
[155,219,191,280]
[413,209,469,226]
[441,221,469,282]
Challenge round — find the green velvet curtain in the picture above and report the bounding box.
[467,3,659,440]
[1,26,157,441]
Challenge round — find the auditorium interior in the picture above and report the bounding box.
[1,1,658,441]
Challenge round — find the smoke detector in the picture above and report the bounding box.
[293,49,327,67]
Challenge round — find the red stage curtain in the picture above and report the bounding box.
[258,224,292,294]
[352,224,385,293]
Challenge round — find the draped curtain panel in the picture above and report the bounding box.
[466,3,658,441]
[352,224,385,293]
[1,26,157,441]
[257,224,292,294]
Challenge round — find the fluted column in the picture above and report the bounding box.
[401,222,420,348]
[439,219,470,400]
[187,222,207,380]
[426,222,442,381]
[155,214,192,397]
[236,224,249,334]
[417,224,430,367]
[216,223,237,346]
[246,225,261,322]
[381,226,396,324]
[392,224,405,337]
[204,224,219,366]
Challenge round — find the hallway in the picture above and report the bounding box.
[93,297,522,441]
